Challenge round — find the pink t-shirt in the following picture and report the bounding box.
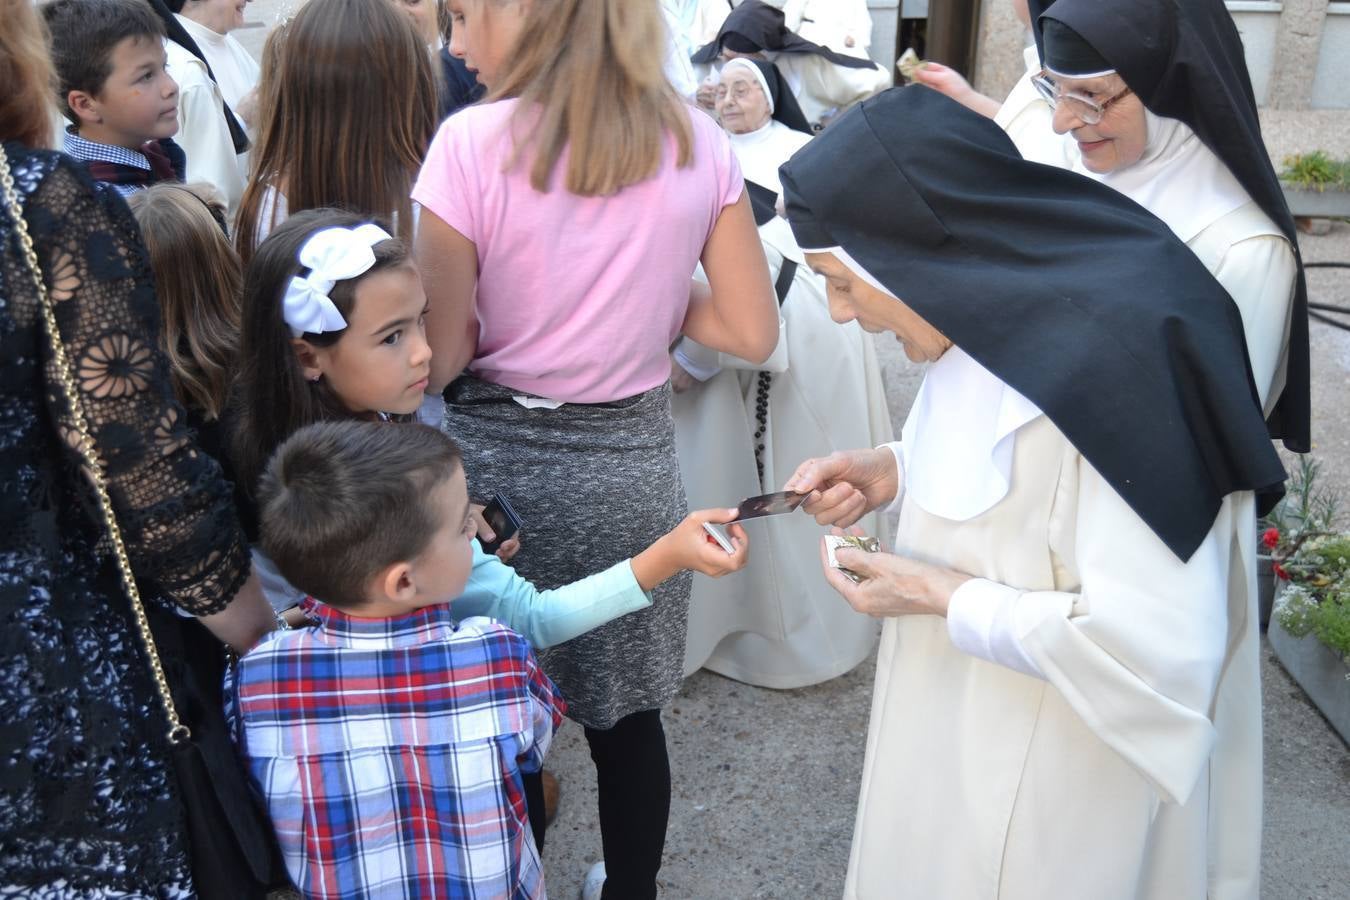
[412,100,744,404]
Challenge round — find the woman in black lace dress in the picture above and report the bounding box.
[0,2,273,894]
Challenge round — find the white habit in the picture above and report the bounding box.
[675,217,892,687]
[845,357,1262,897]
[995,44,1077,168]
[164,17,258,225]
[773,52,891,129]
[1008,82,1298,412]
[725,119,812,197]
[175,15,260,123]
[781,0,873,57]
[164,38,246,223]
[1071,114,1297,416]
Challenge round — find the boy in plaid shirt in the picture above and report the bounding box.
[230,421,565,899]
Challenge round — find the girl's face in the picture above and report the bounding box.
[295,265,433,417]
[447,0,529,88]
[394,0,441,46]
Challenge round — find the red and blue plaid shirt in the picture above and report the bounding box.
[229,601,565,899]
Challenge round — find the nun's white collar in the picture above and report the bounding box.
[818,247,1044,522]
[1073,109,1251,243]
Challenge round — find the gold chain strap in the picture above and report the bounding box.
[1,147,189,744]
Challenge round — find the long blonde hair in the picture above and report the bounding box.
[235,0,438,263]
[128,184,242,420]
[0,0,57,148]
[488,0,693,196]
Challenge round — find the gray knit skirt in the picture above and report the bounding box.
[443,375,691,730]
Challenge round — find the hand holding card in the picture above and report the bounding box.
[630,507,751,590]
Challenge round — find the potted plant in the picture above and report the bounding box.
[1264,457,1350,744]
[1279,151,1350,219]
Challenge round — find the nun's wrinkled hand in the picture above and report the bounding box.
[819,536,970,618]
[784,448,898,527]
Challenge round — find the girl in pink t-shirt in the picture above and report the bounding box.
[412,2,778,897]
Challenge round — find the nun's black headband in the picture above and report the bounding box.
[1040,18,1114,78]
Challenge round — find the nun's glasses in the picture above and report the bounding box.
[1031,72,1133,125]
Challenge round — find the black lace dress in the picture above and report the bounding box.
[0,144,251,897]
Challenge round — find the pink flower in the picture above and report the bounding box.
[1262,527,1281,550]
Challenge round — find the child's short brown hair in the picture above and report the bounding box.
[42,0,164,121]
[259,421,464,610]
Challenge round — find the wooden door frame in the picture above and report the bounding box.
[925,0,982,79]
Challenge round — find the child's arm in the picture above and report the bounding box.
[629,508,750,589]
[453,509,751,648]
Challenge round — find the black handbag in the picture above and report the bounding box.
[1,146,286,898]
[152,608,289,898]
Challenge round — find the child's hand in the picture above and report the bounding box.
[471,503,522,563]
[672,508,750,577]
[630,509,750,590]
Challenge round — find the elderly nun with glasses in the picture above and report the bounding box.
[918,0,1306,454]
[1028,0,1306,440]
[782,85,1288,900]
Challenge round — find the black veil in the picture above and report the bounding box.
[1029,0,1310,453]
[780,87,1286,560]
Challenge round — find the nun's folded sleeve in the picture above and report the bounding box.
[879,440,906,516]
[948,452,1233,807]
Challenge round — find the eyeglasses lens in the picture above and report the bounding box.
[1032,75,1104,125]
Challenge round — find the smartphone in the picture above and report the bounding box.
[479,493,523,554]
[702,521,737,555]
[732,490,807,522]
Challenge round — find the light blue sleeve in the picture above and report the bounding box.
[452,542,652,648]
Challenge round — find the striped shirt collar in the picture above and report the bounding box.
[62,129,151,171]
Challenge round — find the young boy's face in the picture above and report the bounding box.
[81,36,179,148]
[360,465,476,618]
[411,467,478,604]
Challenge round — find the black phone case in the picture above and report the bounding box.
[479,494,523,554]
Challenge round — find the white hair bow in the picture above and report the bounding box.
[283,223,394,337]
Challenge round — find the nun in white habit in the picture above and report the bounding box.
[1027,0,1308,434]
[781,87,1287,899]
[693,1,891,130]
[780,0,873,59]
[673,185,892,688]
[714,57,813,198]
